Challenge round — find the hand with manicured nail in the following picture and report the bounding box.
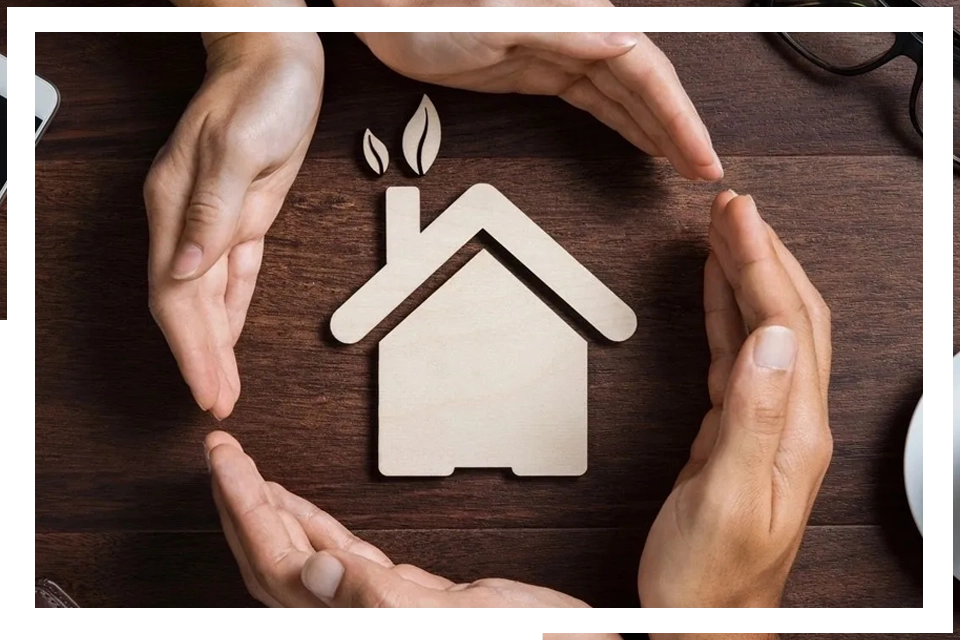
[204,431,590,607]
[638,191,833,607]
[144,32,324,419]
[337,18,723,180]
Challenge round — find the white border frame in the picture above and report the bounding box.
[12,6,951,635]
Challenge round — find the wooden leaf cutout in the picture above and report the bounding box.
[402,95,441,176]
[362,129,390,176]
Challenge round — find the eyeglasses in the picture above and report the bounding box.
[954,30,959,168]
[750,0,960,168]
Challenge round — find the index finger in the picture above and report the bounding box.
[207,438,318,607]
[766,224,832,396]
[266,481,394,568]
[144,146,191,282]
[607,38,722,178]
[708,194,811,340]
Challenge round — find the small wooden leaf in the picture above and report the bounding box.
[402,95,441,176]
[362,129,390,176]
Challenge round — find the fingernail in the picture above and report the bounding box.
[753,325,797,371]
[727,189,738,196]
[172,242,203,279]
[302,552,344,603]
[603,32,639,48]
[203,443,211,473]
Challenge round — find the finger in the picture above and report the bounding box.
[225,237,265,345]
[704,251,747,408]
[708,195,810,337]
[154,274,241,420]
[606,39,722,179]
[150,292,224,414]
[708,193,820,402]
[172,143,258,281]
[766,225,832,394]
[205,429,244,453]
[559,77,664,157]
[680,408,722,485]
[208,441,319,607]
[268,482,453,589]
[211,472,283,607]
[301,550,449,608]
[493,32,641,61]
[145,155,224,414]
[279,509,314,554]
[266,481,394,568]
[711,324,798,478]
[205,432,284,606]
[392,563,456,590]
[145,154,192,283]
[710,194,832,497]
[587,64,700,180]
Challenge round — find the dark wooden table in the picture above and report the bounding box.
[33,29,924,608]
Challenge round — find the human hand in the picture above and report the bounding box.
[638,191,832,607]
[145,32,323,420]
[336,13,721,180]
[205,430,590,607]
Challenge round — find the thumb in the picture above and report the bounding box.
[171,149,252,280]
[712,325,798,476]
[496,32,640,61]
[301,550,447,608]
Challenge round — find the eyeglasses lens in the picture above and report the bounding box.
[786,32,898,69]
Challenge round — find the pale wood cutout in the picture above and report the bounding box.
[362,128,389,176]
[331,184,637,477]
[402,95,440,176]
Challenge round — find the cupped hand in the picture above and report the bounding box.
[145,32,324,420]
[337,12,721,180]
[205,430,589,607]
[638,191,833,607]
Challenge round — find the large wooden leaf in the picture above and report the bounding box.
[362,128,390,177]
[402,95,441,176]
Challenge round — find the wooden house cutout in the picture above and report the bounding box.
[331,184,637,477]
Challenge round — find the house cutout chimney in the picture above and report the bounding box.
[386,187,420,264]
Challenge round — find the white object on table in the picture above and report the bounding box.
[904,396,922,536]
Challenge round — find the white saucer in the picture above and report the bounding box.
[955,353,960,579]
[903,396,922,536]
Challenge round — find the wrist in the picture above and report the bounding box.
[200,32,323,76]
[202,31,318,58]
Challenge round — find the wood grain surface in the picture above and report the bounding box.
[32,29,924,608]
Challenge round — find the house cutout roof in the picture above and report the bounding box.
[330,184,637,345]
